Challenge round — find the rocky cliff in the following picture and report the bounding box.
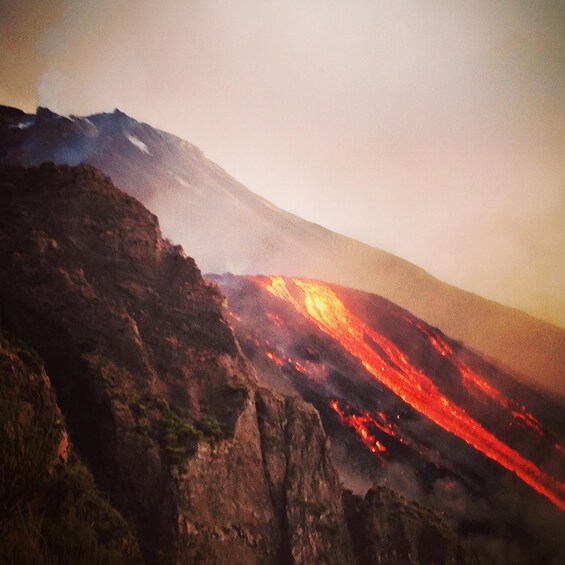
[345,487,476,565]
[0,163,474,563]
[0,328,141,563]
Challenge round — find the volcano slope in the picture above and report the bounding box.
[213,274,565,565]
[0,162,478,564]
[1,105,564,397]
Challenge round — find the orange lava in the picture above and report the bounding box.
[263,344,328,381]
[330,399,408,453]
[265,351,284,366]
[256,276,565,511]
[266,311,285,328]
[330,400,387,460]
[406,317,557,442]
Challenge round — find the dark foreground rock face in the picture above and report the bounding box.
[0,328,141,563]
[0,163,473,564]
[255,391,353,564]
[345,488,478,565]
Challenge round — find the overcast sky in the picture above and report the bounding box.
[1,0,564,327]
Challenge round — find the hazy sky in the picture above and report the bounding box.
[1,0,564,327]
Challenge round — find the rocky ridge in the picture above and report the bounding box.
[345,487,474,565]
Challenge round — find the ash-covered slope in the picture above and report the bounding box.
[1,105,564,396]
[0,163,474,564]
[214,274,565,565]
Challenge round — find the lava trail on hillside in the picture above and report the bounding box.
[260,276,564,510]
[213,274,564,516]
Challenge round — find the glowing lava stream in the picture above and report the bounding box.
[256,276,565,511]
[406,317,549,439]
[329,400,387,462]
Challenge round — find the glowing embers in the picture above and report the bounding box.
[265,311,285,328]
[256,276,565,511]
[265,351,284,367]
[510,410,545,436]
[251,329,328,381]
[263,349,306,372]
[329,400,410,464]
[330,400,387,462]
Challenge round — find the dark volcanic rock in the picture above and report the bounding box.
[344,487,477,565]
[256,390,353,564]
[0,328,141,563]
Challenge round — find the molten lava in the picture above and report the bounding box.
[265,351,284,367]
[406,316,551,439]
[255,276,565,511]
[263,343,327,381]
[329,399,408,454]
[265,311,285,329]
[330,400,387,462]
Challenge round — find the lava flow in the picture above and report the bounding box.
[329,400,387,463]
[329,399,408,455]
[255,276,565,511]
[406,316,550,439]
[261,339,328,381]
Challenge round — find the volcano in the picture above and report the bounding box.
[212,274,565,564]
[1,105,565,397]
[2,105,563,561]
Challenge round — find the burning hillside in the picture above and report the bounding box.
[213,274,565,564]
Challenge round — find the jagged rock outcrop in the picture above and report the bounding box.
[344,487,478,565]
[0,328,141,563]
[256,391,353,564]
[0,163,473,564]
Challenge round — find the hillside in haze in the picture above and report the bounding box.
[1,105,564,397]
